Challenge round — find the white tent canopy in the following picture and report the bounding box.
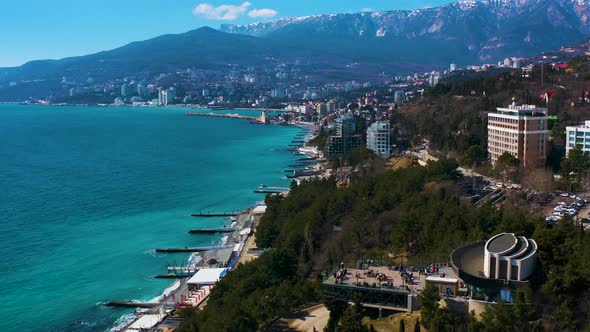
[252,205,267,215]
[187,268,227,286]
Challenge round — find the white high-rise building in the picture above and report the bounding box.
[366,121,391,158]
[566,121,590,155]
[158,87,176,106]
[450,63,457,72]
[394,91,405,104]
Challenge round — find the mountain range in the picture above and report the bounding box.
[2,0,590,84]
[221,0,590,65]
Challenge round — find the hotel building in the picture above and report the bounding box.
[487,103,548,168]
[366,121,391,158]
[565,121,590,155]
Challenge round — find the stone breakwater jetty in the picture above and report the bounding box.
[186,112,261,122]
[110,126,318,331]
[187,227,238,234]
[110,203,267,332]
[190,211,242,217]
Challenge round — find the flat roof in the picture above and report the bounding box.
[323,265,457,293]
[127,314,161,330]
[187,268,227,285]
[487,233,516,253]
[504,237,528,257]
[426,276,458,284]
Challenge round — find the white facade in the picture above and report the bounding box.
[483,233,537,282]
[566,121,590,155]
[366,121,391,158]
[158,88,176,106]
[394,91,405,104]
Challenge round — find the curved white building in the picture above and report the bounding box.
[483,233,537,281]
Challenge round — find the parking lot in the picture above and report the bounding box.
[467,178,519,207]
[545,193,590,229]
[461,175,590,231]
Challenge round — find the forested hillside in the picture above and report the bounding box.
[177,159,590,331]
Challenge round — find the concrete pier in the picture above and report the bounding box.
[106,301,159,309]
[155,245,233,253]
[188,228,237,234]
[254,189,285,194]
[191,211,241,217]
[186,112,258,122]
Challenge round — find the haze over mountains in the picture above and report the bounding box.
[2,0,590,84]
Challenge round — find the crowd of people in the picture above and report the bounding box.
[333,262,348,284]
[331,261,453,289]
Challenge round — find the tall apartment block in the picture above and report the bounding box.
[566,121,590,155]
[487,103,548,168]
[366,121,391,158]
[326,117,363,159]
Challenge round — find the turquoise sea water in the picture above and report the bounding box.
[0,104,301,331]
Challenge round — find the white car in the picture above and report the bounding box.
[561,193,570,197]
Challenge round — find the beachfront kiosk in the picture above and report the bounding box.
[450,233,538,315]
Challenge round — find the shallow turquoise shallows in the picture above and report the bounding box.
[0,104,301,331]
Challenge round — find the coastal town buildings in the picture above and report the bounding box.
[394,91,405,104]
[566,120,590,155]
[487,103,548,168]
[159,87,176,106]
[336,117,356,136]
[326,117,363,158]
[121,83,132,98]
[326,100,337,113]
[366,121,391,158]
[316,103,328,115]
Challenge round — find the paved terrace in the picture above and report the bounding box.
[324,265,458,294]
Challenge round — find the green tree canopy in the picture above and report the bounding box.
[462,145,487,167]
[494,152,520,182]
[561,146,590,192]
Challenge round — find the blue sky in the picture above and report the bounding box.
[0,0,454,67]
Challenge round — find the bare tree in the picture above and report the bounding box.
[521,167,555,193]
